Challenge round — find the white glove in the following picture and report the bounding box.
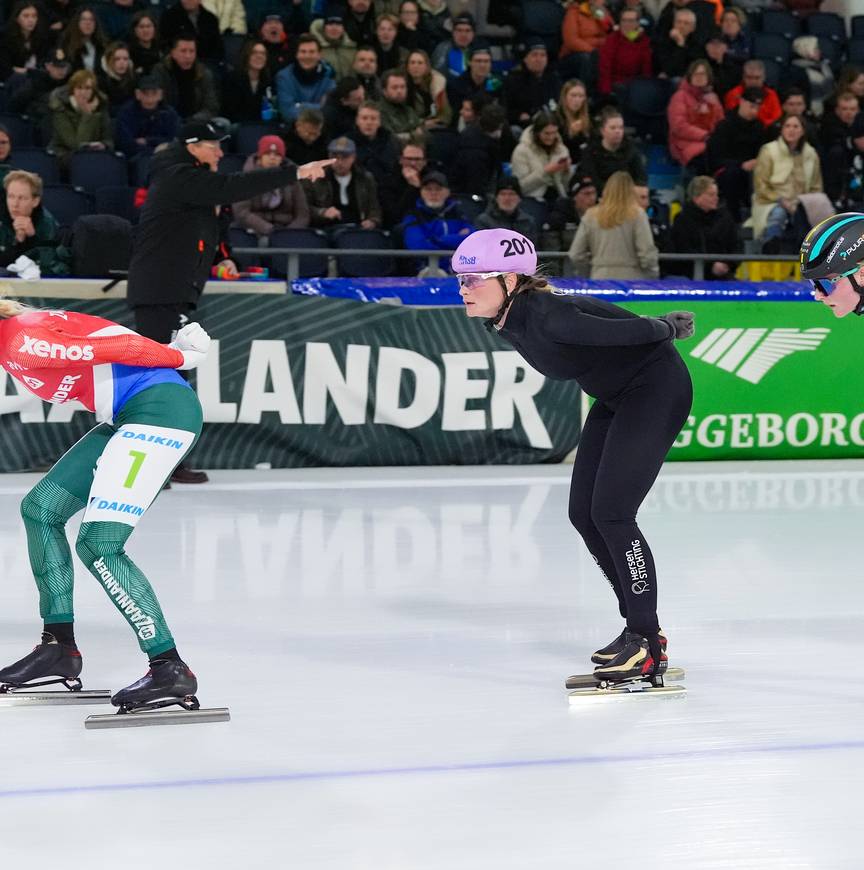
[8,255,40,280]
[168,322,211,370]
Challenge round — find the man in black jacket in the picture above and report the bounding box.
[127,120,332,482]
[502,42,560,128]
[159,0,224,64]
[448,102,506,197]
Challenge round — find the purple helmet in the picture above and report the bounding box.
[451,228,538,275]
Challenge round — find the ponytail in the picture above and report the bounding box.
[0,295,31,318]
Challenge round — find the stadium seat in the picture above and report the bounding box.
[8,147,60,184]
[816,36,843,69]
[853,15,864,39]
[453,194,486,222]
[94,186,141,223]
[519,0,565,57]
[332,228,395,277]
[806,12,847,44]
[68,151,129,192]
[425,128,458,169]
[234,123,277,156]
[849,39,864,64]
[268,227,329,278]
[0,112,35,147]
[752,33,792,65]
[759,58,782,90]
[218,153,245,174]
[41,184,93,228]
[760,10,801,40]
[620,77,674,142]
[519,197,548,231]
[223,33,246,71]
[227,226,262,269]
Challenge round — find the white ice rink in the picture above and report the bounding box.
[1,460,862,869]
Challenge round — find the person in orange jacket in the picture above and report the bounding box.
[723,60,782,128]
[559,0,614,88]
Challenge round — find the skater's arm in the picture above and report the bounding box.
[543,302,674,346]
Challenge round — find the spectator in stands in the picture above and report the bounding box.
[719,7,750,64]
[0,1,50,82]
[559,0,614,88]
[475,176,537,237]
[153,35,219,121]
[598,7,652,96]
[9,47,72,134]
[97,41,136,114]
[450,102,507,196]
[276,34,335,123]
[555,79,592,162]
[405,49,451,128]
[820,91,861,208]
[833,66,864,108]
[116,74,181,157]
[579,107,645,191]
[447,46,503,118]
[379,138,426,226]
[653,7,702,80]
[96,0,137,42]
[45,0,75,34]
[0,126,11,173]
[667,60,724,171]
[633,182,672,250]
[543,175,597,252]
[159,0,223,64]
[311,13,357,81]
[353,45,382,101]
[245,0,307,34]
[374,13,407,72]
[765,87,818,146]
[222,40,272,123]
[60,6,106,72]
[791,35,834,118]
[400,170,473,269]
[348,101,400,190]
[724,61,781,127]
[49,68,113,167]
[202,0,247,35]
[284,107,328,164]
[303,135,382,231]
[704,30,741,101]
[259,14,293,77]
[503,42,560,128]
[431,13,475,79]
[419,0,452,49]
[127,12,161,75]
[234,135,309,235]
[667,175,739,278]
[379,70,425,142]
[397,0,429,53]
[0,170,58,268]
[322,76,365,139]
[656,0,716,47]
[344,0,377,46]
[615,0,656,35]
[511,110,573,203]
[569,169,659,278]
[706,85,763,220]
[753,113,823,245]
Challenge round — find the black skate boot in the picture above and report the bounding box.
[0,632,83,692]
[592,632,668,684]
[111,659,199,714]
[591,627,667,665]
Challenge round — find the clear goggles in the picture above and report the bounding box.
[810,265,860,296]
[457,271,504,290]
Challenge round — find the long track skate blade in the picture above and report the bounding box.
[568,684,686,703]
[565,666,685,690]
[0,689,112,706]
[84,707,230,729]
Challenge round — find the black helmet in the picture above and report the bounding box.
[800,212,864,313]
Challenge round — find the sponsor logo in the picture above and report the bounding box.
[23,376,44,390]
[92,557,156,640]
[49,373,80,403]
[827,236,844,260]
[839,235,864,259]
[457,255,476,265]
[120,430,185,449]
[89,496,145,517]
[17,335,94,362]
[690,328,829,384]
[626,539,649,595]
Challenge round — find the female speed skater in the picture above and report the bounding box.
[800,212,864,317]
[452,228,695,682]
[0,297,212,711]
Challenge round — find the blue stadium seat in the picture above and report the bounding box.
[806,12,847,44]
[0,112,35,147]
[425,128,458,169]
[453,194,486,222]
[68,151,129,192]
[94,186,141,223]
[519,0,565,57]
[218,153,245,174]
[816,36,843,69]
[752,33,792,65]
[849,39,864,64]
[234,123,276,156]
[760,9,801,40]
[228,226,262,269]
[223,33,246,71]
[9,147,60,184]
[620,77,674,142]
[759,58,782,90]
[519,197,548,231]
[268,227,329,278]
[332,228,395,277]
[41,184,93,228]
[853,16,864,39]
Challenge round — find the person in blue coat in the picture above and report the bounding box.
[276,34,336,122]
[115,74,181,157]
[400,170,474,270]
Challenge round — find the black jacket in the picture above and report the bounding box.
[127,144,298,306]
[159,2,224,62]
[578,136,646,191]
[667,201,740,279]
[502,66,561,126]
[706,111,764,171]
[448,124,502,196]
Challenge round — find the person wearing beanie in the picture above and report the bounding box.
[475,176,538,237]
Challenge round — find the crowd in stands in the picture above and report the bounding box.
[0,0,860,278]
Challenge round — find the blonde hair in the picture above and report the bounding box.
[0,292,31,318]
[557,79,591,139]
[592,171,639,229]
[3,169,42,198]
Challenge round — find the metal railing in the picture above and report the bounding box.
[232,247,801,283]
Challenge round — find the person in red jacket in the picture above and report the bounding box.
[724,60,782,128]
[559,0,614,88]
[598,7,652,96]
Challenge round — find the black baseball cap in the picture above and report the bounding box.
[741,86,765,104]
[45,47,71,67]
[179,120,229,144]
[421,170,449,187]
[496,176,522,195]
[569,175,596,195]
[136,74,161,90]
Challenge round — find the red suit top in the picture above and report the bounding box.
[0,309,186,422]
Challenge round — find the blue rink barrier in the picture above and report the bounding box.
[291,278,815,307]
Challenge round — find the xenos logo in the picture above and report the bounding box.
[690,327,829,384]
[18,335,94,361]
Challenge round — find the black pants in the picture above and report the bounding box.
[714,161,751,222]
[568,348,693,636]
[132,303,198,345]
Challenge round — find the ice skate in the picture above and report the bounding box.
[85,659,229,729]
[0,633,110,706]
[591,628,667,665]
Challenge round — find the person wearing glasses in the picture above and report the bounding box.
[452,227,695,683]
[801,212,864,317]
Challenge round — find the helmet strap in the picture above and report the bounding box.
[851,273,864,317]
[488,274,517,329]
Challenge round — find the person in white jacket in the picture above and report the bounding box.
[510,110,573,202]
[202,0,246,34]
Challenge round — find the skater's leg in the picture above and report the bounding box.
[568,400,628,617]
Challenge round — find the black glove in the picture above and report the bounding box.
[659,311,695,340]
